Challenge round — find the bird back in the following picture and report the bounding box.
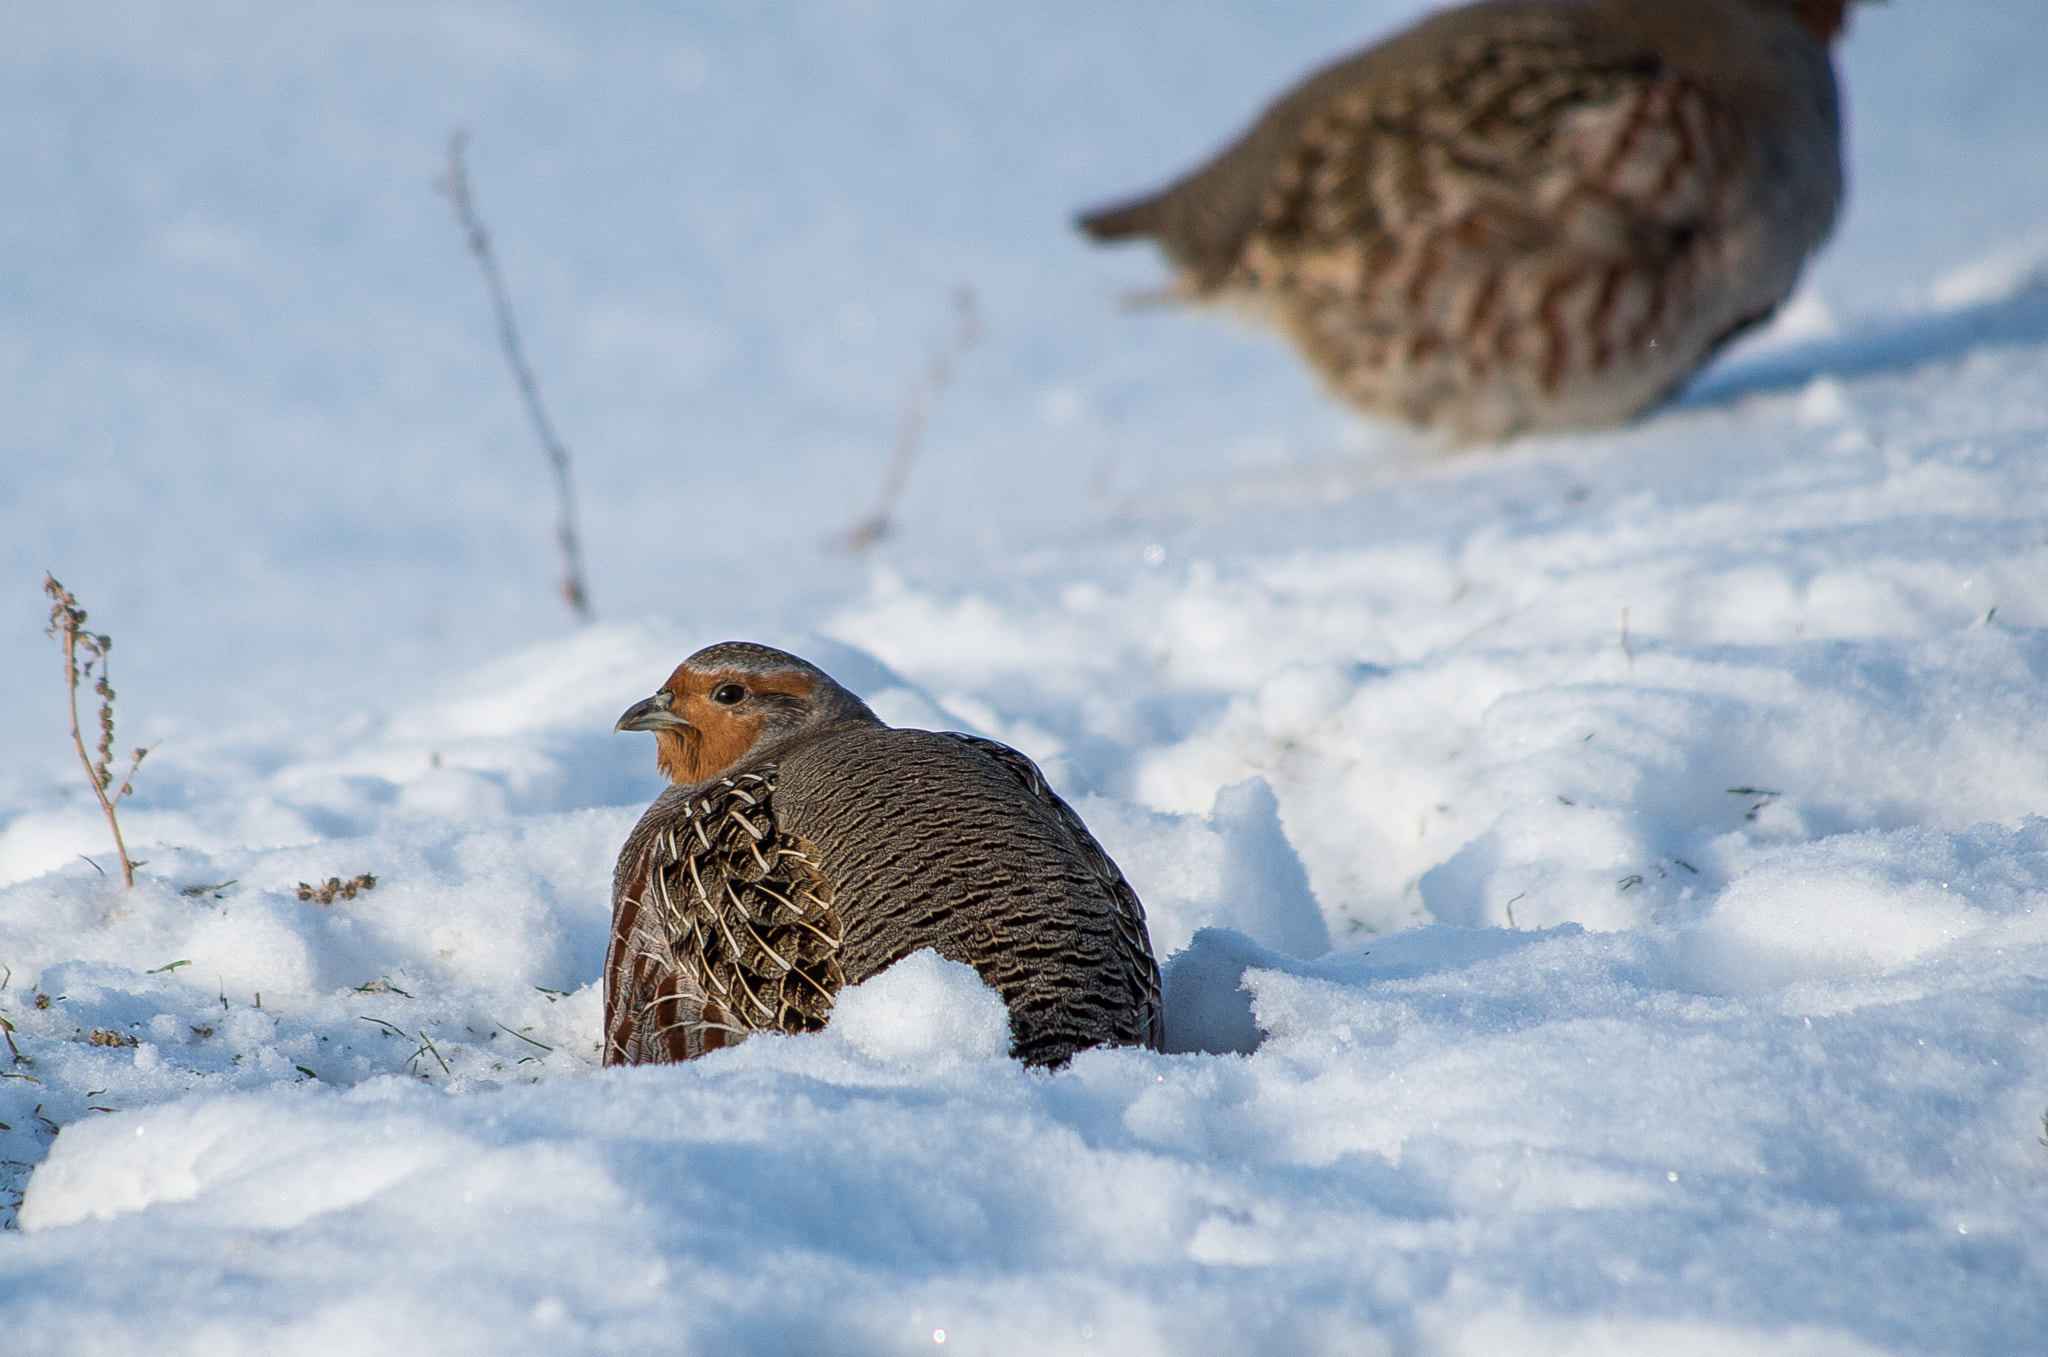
[775,727,1164,1066]
[1078,0,1845,440]
[608,727,1165,1067]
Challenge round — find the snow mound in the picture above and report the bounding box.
[19,1082,473,1232]
[1085,778,1329,960]
[828,949,1012,1066]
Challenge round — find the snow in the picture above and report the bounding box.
[829,950,1016,1067]
[4,2,2048,1352]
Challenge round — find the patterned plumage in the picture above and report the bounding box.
[1079,0,1860,442]
[607,642,1164,1068]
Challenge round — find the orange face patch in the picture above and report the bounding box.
[653,666,819,785]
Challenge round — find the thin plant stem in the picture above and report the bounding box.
[43,576,147,889]
[846,286,982,553]
[437,129,596,623]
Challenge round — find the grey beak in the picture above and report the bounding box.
[615,693,690,734]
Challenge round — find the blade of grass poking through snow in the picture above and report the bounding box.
[845,286,981,553]
[42,576,151,888]
[409,1031,451,1078]
[495,1023,553,1052]
[435,129,595,623]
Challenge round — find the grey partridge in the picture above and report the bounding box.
[1079,0,1860,443]
[606,642,1165,1068]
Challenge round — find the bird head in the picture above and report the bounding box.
[614,642,880,786]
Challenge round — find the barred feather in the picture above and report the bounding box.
[1077,0,1848,442]
[606,643,1166,1070]
[605,772,842,1063]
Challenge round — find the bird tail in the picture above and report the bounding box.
[1076,191,1169,242]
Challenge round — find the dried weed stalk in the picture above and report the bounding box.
[846,286,982,553]
[436,128,596,623]
[43,576,149,888]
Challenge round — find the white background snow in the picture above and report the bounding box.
[4,2,2047,1352]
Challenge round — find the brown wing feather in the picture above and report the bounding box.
[604,770,843,1066]
[1085,2,1840,440]
[1233,27,1758,426]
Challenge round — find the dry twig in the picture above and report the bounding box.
[437,129,596,623]
[846,286,981,552]
[43,576,149,888]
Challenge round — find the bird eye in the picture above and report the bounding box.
[711,683,748,706]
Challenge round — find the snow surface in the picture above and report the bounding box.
[5,2,2048,1352]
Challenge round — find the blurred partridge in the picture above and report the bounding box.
[606,642,1165,1068]
[1079,0,1860,442]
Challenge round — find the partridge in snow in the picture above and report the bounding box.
[606,643,1165,1068]
[1079,0,1861,442]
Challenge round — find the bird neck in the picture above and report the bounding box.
[662,711,883,789]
